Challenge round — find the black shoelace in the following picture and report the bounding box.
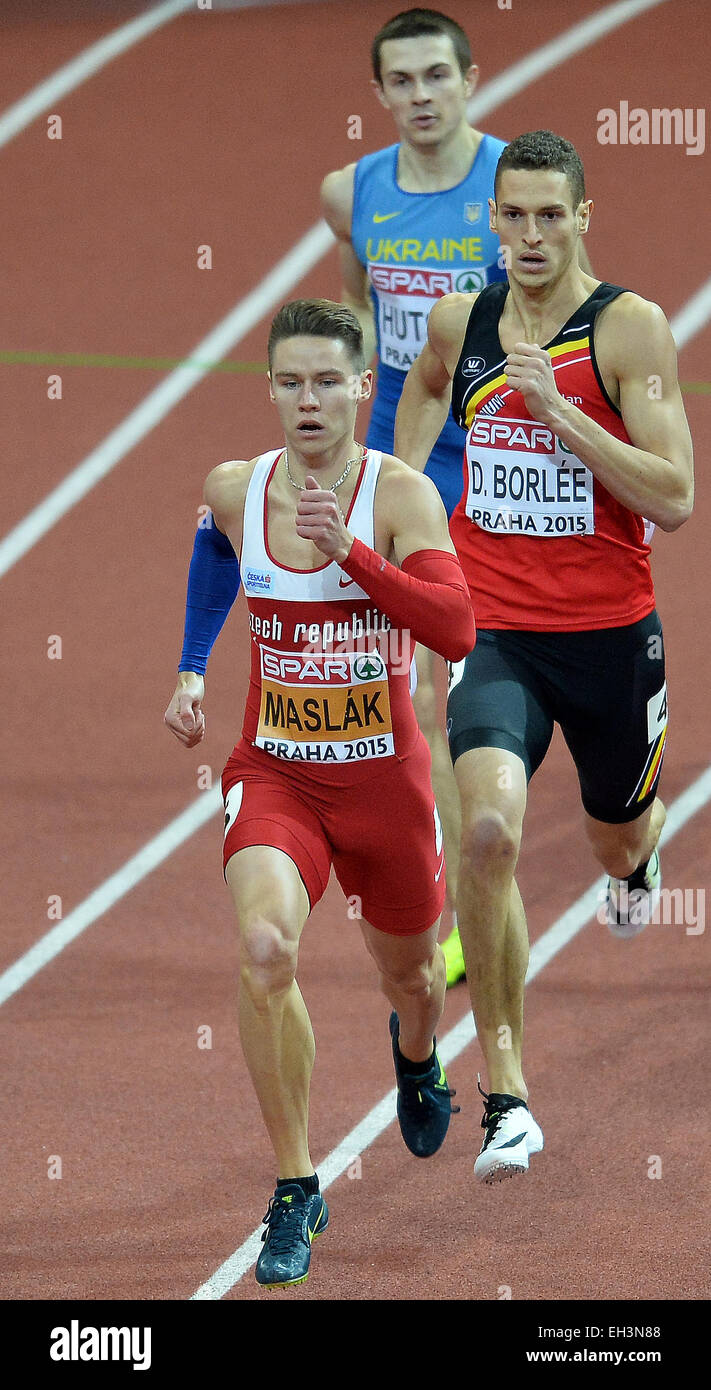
[408,1059,460,1114]
[260,1194,308,1252]
[477,1077,524,1141]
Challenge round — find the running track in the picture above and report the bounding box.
[1,0,709,1304]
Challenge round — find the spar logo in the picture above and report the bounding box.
[455,270,486,292]
[470,417,559,453]
[353,652,385,681]
[369,265,453,296]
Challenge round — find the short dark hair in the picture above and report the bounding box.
[494,130,586,210]
[372,8,471,84]
[267,299,365,373]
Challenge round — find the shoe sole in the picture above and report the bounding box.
[256,1209,328,1289]
[475,1128,544,1185]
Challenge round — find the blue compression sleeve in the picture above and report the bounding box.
[178,518,240,674]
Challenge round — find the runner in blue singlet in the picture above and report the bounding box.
[320,9,510,981]
[322,12,508,521]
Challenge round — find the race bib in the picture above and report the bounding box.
[256,646,394,763]
[370,263,486,371]
[465,415,595,537]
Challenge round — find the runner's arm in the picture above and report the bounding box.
[177,518,240,675]
[321,166,377,366]
[334,468,475,660]
[394,294,471,472]
[510,297,693,531]
[177,460,250,675]
[164,463,249,746]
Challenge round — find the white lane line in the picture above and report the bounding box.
[0,221,334,580]
[670,277,711,350]
[190,759,711,1300]
[0,788,222,1009]
[3,254,702,583]
[0,0,680,582]
[0,0,704,1007]
[468,0,671,122]
[0,0,195,150]
[0,0,309,151]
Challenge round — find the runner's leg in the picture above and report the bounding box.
[226,845,314,1178]
[454,747,530,1101]
[359,914,444,1062]
[412,643,462,904]
[584,797,666,877]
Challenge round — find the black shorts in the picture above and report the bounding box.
[447,610,668,824]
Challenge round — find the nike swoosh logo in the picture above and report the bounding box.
[373,211,401,223]
[434,857,445,882]
[308,1205,326,1241]
[494,1132,528,1149]
[338,576,356,587]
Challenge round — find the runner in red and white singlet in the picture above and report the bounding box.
[164,298,474,1286]
[238,445,419,771]
[394,131,694,1183]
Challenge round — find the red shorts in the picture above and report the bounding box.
[221,735,445,935]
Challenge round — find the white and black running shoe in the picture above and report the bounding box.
[474,1079,544,1184]
[605,848,661,939]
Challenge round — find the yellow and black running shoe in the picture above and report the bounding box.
[389,1011,459,1158]
[255,1184,328,1288]
[441,922,466,987]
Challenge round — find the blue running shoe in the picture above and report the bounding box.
[255,1183,328,1289]
[389,1011,459,1158]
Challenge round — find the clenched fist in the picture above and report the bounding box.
[295,475,353,563]
[164,672,206,747]
[505,342,563,424]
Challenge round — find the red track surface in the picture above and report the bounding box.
[2,0,709,1303]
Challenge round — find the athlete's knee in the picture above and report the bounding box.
[460,807,521,875]
[240,914,298,1002]
[380,948,437,1000]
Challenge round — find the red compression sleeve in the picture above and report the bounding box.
[338,538,475,661]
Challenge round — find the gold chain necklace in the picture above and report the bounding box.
[283,445,363,492]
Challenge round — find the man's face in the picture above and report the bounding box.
[268,336,371,453]
[490,169,591,286]
[373,34,476,146]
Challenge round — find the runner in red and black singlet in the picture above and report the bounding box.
[449,279,655,630]
[394,131,694,1183]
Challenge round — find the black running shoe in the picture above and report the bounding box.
[255,1183,328,1289]
[389,1011,459,1158]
